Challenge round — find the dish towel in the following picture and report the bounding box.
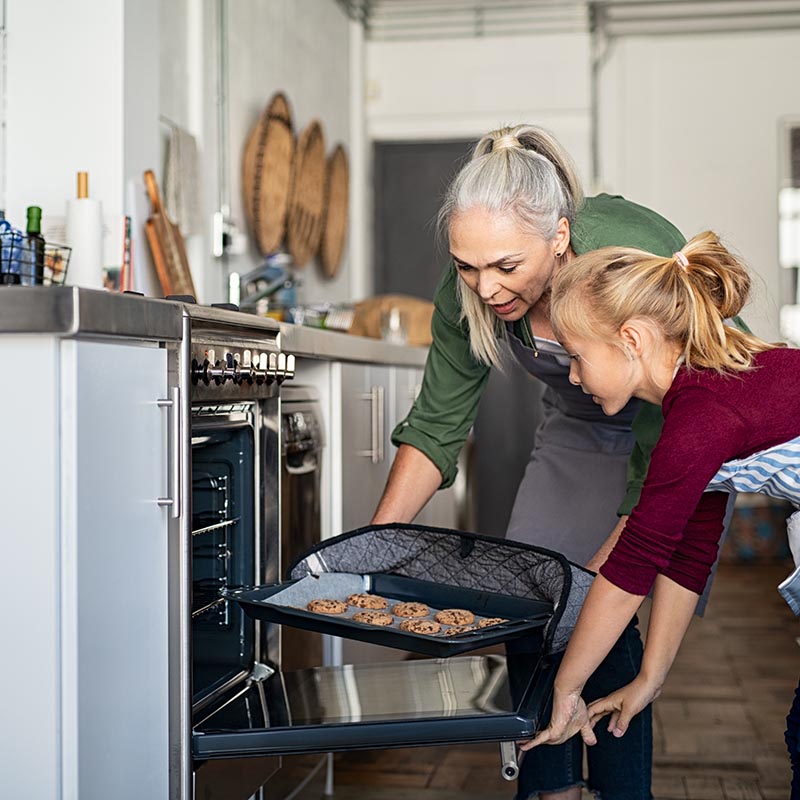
[164,123,203,236]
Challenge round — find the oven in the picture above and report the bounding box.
[170,305,564,800]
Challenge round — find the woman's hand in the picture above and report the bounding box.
[519,687,597,750]
[586,676,662,739]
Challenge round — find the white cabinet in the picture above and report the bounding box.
[392,365,459,531]
[2,336,172,800]
[339,362,393,532]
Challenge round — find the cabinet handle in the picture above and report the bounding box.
[157,385,181,518]
[357,385,384,464]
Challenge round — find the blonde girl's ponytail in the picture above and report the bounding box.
[551,231,778,374]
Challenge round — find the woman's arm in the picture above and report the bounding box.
[371,444,443,523]
[585,515,628,572]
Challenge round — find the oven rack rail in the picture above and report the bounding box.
[192,516,240,537]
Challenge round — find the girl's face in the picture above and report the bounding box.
[449,208,569,322]
[562,334,640,416]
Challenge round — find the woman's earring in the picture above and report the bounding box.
[555,251,562,258]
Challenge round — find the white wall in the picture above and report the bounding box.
[597,31,800,341]
[366,33,593,177]
[162,0,357,306]
[5,0,160,287]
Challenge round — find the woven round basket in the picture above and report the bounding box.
[241,92,295,255]
[286,119,326,268]
[318,144,349,279]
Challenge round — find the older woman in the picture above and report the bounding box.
[370,125,736,800]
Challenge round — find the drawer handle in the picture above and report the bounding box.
[357,385,384,464]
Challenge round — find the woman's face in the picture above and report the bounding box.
[449,207,568,322]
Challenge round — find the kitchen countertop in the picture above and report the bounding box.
[279,321,428,367]
[0,287,429,367]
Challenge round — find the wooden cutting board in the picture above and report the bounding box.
[144,170,196,298]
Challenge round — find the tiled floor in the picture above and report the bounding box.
[271,564,799,799]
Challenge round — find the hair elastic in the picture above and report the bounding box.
[673,251,689,271]
[493,134,519,151]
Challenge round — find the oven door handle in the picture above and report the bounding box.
[157,385,181,518]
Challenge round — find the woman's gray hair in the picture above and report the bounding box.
[439,124,584,368]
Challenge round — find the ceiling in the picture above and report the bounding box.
[336,0,800,40]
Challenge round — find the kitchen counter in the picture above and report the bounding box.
[279,322,428,368]
[0,287,428,368]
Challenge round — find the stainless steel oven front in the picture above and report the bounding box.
[168,305,291,800]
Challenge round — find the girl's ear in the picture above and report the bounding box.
[618,320,647,360]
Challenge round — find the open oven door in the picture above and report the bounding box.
[192,652,559,761]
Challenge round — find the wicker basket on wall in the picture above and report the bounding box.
[241,92,295,255]
[318,144,349,279]
[285,119,327,268]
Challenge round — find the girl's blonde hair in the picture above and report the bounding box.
[550,230,777,373]
[439,124,584,368]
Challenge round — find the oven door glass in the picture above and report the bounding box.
[192,653,557,759]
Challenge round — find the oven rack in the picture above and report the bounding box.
[192,516,240,537]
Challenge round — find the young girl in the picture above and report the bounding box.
[522,231,800,793]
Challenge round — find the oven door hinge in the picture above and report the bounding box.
[249,662,276,684]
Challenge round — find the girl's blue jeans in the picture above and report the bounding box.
[507,617,653,800]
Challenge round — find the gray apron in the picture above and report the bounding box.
[504,328,730,612]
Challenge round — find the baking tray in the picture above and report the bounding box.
[226,571,553,657]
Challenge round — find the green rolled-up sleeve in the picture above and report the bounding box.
[618,401,664,516]
[392,265,490,489]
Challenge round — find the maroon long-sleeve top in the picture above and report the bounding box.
[600,348,800,596]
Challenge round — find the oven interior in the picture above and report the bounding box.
[191,410,256,705]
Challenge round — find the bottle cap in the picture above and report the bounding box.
[77,172,89,199]
[26,206,42,233]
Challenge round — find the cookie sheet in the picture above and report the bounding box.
[264,572,500,636]
[229,569,552,656]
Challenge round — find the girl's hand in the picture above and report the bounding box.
[519,687,597,750]
[586,676,662,738]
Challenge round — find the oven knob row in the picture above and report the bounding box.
[191,352,295,386]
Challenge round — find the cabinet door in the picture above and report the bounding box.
[62,340,171,800]
[393,366,459,530]
[340,362,392,533]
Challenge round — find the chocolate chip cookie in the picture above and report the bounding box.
[352,610,394,626]
[306,599,347,615]
[346,593,389,610]
[477,617,508,628]
[391,601,430,618]
[442,624,477,636]
[434,608,475,626]
[399,618,441,635]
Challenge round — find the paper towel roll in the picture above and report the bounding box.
[66,172,104,290]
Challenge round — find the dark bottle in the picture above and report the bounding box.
[24,206,45,285]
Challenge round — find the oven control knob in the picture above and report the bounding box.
[266,352,278,384]
[253,352,267,385]
[191,357,211,386]
[208,360,226,385]
[239,350,254,385]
